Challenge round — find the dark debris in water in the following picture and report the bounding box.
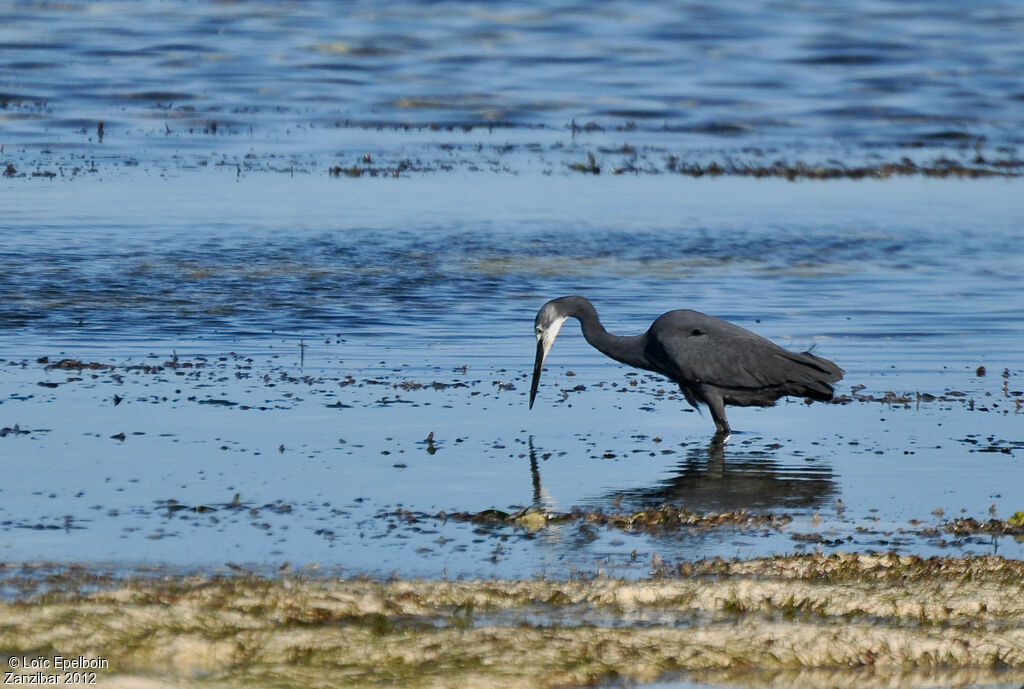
[319,149,1022,181]
[832,374,1024,424]
[945,513,1024,537]
[6,355,1021,429]
[0,424,30,437]
[5,123,1022,179]
[393,505,792,535]
[3,351,1022,569]
[671,550,1024,585]
[154,496,294,517]
[39,357,113,371]
[666,156,1019,180]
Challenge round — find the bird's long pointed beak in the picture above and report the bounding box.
[529,338,549,409]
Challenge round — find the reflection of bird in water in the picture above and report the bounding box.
[525,436,837,515]
[527,436,555,510]
[607,436,838,513]
[530,296,843,436]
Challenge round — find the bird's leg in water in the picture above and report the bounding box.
[706,393,731,436]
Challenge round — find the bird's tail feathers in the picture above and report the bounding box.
[794,350,845,382]
[778,349,845,401]
[789,378,837,402]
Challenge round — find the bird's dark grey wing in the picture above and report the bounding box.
[643,310,840,393]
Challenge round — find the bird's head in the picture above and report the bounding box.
[529,299,570,409]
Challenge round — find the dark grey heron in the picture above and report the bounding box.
[529,296,843,435]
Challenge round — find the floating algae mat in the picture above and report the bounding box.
[1,554,1023,689]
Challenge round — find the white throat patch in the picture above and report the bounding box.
[536,314,569,368]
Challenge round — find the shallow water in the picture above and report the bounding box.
[0,173,1022,580]
[2,0,1024,575]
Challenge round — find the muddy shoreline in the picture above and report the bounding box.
[1,553,1022,688]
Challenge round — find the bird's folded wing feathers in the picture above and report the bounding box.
[645,313,823,390]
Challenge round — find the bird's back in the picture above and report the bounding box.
[644,309,843,404]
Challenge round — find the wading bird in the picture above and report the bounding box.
[529,296,843,436]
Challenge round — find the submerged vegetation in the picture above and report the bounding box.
[1,553,1023,688]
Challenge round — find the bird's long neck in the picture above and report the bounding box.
[565,297,651,371]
